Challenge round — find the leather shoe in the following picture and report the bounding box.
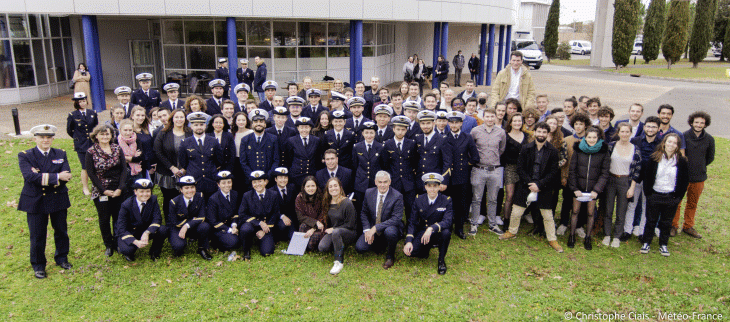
[684,227,703,239]
[124,255,135,262]
[619,232,631,242]
[105,247,114,257]
[56,262,73,270]
[584,236,593,250]
[243,250,251,260]
[669,227,677,237]
[455,231,467,240]
[437,260,447,275]
[149,251,160,261]
[499,231,516,240]
[198,249,213,260]
[34,270,47,279]
[567,234,576,248]
[383,258,394,269]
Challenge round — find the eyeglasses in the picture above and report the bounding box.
[453,103,464,107]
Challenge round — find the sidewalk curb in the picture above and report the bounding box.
[598,70,730,85]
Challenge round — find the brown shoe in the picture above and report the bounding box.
[383,258,394,269]
[683,227,703,239]
[548,241,564,253]
[499,231,516,240]
[669,227,678,237]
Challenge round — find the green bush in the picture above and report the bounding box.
[557,42,572,60]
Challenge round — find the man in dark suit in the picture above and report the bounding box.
[283,96,305,128]
[403,101,422,139]
[344,97,370,142]
[66,92,98,196]
[177,112,224,199]
[443,111,480,239]
[258,80,278,112]
[269,167,297,241]
[382,116,418,223]
[238,170,280,259]
[323,110,355,169]
[362,76,382,119]
[116,178,167,262]
[168,176,213,260]
[355,171,404,269]
[403,173,453,275]
[206,171,241,253]
[233,83,251,113]
[372,105,395,143]
[240,109,279,180]
[236,59,254,91]
[114,86,136,119]
[159,83,186,111]
[267,106,297,168]
[315,149,354,195]
[215,58,230,99]
[205,79,227,116]
[352,121,383,213]
[413,111,452,194]
[18,124,73,279]
[302,88,328,120]
[328,91,353,119]
[285,117,323,187]
[130,73,161,114]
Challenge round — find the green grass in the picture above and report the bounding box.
[604,66,730,81]
[544,59,591,66]
[1,138,729,320]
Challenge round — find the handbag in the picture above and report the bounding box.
[69,79,76,89]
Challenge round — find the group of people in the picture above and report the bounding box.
[19,51,714,281]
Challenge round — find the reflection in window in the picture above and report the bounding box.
[0,40,16,89]
[186,21,214,45]
[0,15,8,38]
[363,47,374,57]
[63,38,74,80]
[274,47,296,71]
[163,21,184,44]
[273,21,297,46]
[49,17,60,37]
[363,23,374,46]
[248,47,271,59]
[328,22,349,46]
[328,47,349,58]
[187,46,215,70]
[14,40,34,87]
[28,15,40,38]
[52,38,64,82]
[164,46,185,69]
[247,21,270,46]
[32,39,47,85]
[298,22,326,46]
[9,15,28,38]
[299,47,326,70]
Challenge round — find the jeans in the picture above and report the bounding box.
[673,181,704,230]
[604,176,631,239]
[318,228,357,262]
[469,167,503,227]
[624,181,647,234]
[508,206,558,241]
[454,68,463,85]
[256,91,266,103]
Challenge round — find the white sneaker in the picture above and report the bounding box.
[602,236,611,246]
[227,251,237,262]
[468,224,478,236]
[495,216,504,226]
[576,227,586,238]
[477,215,486,225]
[525,214,534,224]
[610,238,621,248]
[556,225,568,236]
[632,226,641,236]
[329,261,344,275]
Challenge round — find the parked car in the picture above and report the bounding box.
[569,40,592,55]
[512,40,543,70]
[631,42,643,55]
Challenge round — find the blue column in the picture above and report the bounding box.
[497,25,505,72]
[486,24,495,86]
[478,24,487,86]
[432,22,441,89]
[349,20,363,87]
[226,18,238,90]
[440,22,449,58]
[504,25,512,67]
[82,15,105,112]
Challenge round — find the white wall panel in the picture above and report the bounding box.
[293,0,328,18]
[252,0,292,17]
[330,0,362,19]
[119,0,165,15]
[165,0,210,15]
[74,0,119,14]
[213,0,253,16]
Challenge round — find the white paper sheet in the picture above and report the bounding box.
[282,232,311,256]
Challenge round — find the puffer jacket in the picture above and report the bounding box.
[568,141,611,194]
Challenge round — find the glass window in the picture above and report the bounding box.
[298,22,326,46]
[0,15,8,38]
[363,46,374,57]
[248,47,271,59]
[9,15,28,38]
[52,38,64,82]
[274,47,296,71]
[185,21,214,45]
[216,46,227,62]
[28,15,40,38]
[298,47,326,70]
[32,39,47,85]
[275,71,297,83]
[215,21,225,46]
[328,47,349,58]
[187,46,215,70]
[247,21,270,46]
[49,17,60,38]
[273,21,296,46]
[237,46,247,60]
[363,23,374,45]
[163,21,184,44]
[328,22,349,46]
[13,40,34,87]
[63,38,74,81]
[164,46,185,69]
[0,40,16,89]
[236,20,246,46]
[60,17,71,37]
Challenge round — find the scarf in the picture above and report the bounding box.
[118,132,142,175]
[89,143,122,199]
[579,138,603,154]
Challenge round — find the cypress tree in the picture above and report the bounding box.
[642,0,666,63]
[663,0,691,68]
[723,22,730,58]
[544,0,560,61]
[689,0,717,67]
[612,0,642,67]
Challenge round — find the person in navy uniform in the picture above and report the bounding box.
[205,79,227,116]
[269,167,297,242]
[403,173,453,275]
[372,105,395,143]
[215,58,231,99]
[328,91,353,119]
[383,116,418,222]
[285,117,324,187]
[114,86,136,119]
[18,124,73,279]
[66,92,98,196]
[344,97,370,142]
[352,121,384,213]
[130,73,161,114]
[237,59,254,91]
[116,178,167,262]
[239,170,281,259]
[403,101,423,139]
[355,171,404,269]
[233,83,251,113]
[414,110,452,194]
[302,88,328,120]
[316,149,354,195]
[178,112,224,199]
[240,108,280,183]
[323,110,355,169]
[267,106,297,167]
[441,111,480,239]
[206,171,241,253]
[284,96,306,128]
[259,80,278,112]
[159,83,186,111]
[168,175,213,260]
[434,111,450,138]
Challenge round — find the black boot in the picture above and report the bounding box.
[567,234,576,248]
[584,236,592,250]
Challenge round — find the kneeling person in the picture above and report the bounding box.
[117,179,167,261]
[168,176,213,260]
[239,170,281,259]
[206,171,241,252]
[355,171,404,269]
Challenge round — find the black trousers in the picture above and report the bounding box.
[401,189,415,225]
[160,187,180,223]
[240,222,275,256]
[446,183,471,234]
[355,226,401,260]
[93,196,123,249]
[642,193,680,246]
[169,222,211,256]
[409,228,451,262]
[117,226,168,258]
[27,210,69,271]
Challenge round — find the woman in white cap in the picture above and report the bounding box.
[66,92,98,196]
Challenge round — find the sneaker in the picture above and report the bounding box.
[659,245,670,257]
[555,225,568,236]
[632,226,641,236]
[495,216,504,226]
[489,225,504,235]
[610,238,621,248]
[576,227,586,238]
[640,243,650,254]
[498,231,516,240]
[468,225,478,236]
[227,251,238,262]
[476,215,486,225]
[525,214,534,224]
[602,236,611,246]
[329,261,344,275]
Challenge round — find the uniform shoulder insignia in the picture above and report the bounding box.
[171,200,175,205]
[199,192,203,197]
[21,151,27,154]
[415,194,419,198]
[447,196,451,200]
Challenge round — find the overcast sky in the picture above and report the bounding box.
[559,0,653,24]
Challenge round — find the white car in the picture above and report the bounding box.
[632,42,642,55]
[570,40,591,55]
[512,40,543,69]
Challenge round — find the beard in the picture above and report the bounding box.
[535,136,547,143]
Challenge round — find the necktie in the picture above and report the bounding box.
[43,151,48,157]
[379,130,384,137]
[455,133,459,140]
[198,138,203,147]
[258,193,264,201]
[336,133,341,143]
[217,99,221,106]
[282,188,287,200]
[397,142,402,151]
[367,144,371,153]
[425,137,429,146]
[145,91,149,97]
[172,101,176,109]
[330,172,335,178]
[375,194,384,224]
[257,136,261,144]
[303,138,308,148]
[278,129,282,136]
[141,202,146,212]
[355,120,360,129]
[81,111,85,117]
[226,194,230,202]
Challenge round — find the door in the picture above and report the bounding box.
[129,40,157,87]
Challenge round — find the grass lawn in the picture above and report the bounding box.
[544,59,591,66]
[1,138,729,320]
[605,66,730,82]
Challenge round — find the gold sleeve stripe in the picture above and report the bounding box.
[246,217,255,222]
[435,223,442,232]
[406,234,414,237]
[214,223,224,228]
[149,224,160,227]
[121,235,134,240]
[176,219,187,227]
[42,173,48,186]
[193,217,205,221]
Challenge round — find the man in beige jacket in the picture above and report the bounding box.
[488,51,536,110]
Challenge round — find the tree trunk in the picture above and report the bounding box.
[667,59,672,69]
[693,62,699,68]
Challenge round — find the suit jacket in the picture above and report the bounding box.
[302,104,329,120]
[405,122,423,140]
[315,166,354,195]
[269,184,296,221]
[323,129,356,169]
[239,132,280,177]
[215,67,230,84]
[414,133,452,190]
[168,192,206,229]
[266,126,297,167]
[238,189,280,227]
[444,132,480,185]
[515,141,560,208]
[352,141,384,192]
[382,138,418,193]
[17,147,71,214]
[236,67,254,89]
[206,190,240,233]
[374,126,395,143]
[117,195,162,245]
[212,131,236,171]
[131,88,161,113]
[254,63,267,92]
[286,135,324,179]
[205,97,223,116]
[159,99,186,111]
[178,135,224,195]
[406,193,453,243]
[642,156,689,199]
[154,128,193,177]
[120,103,137,119]
[345,116,371,142]
[259,100,275,112]
[66,109,98,152]
[360,187,404,233]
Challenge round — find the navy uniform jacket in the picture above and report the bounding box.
[433,129,450,139]
[269,184,296,220]
[374,126,395,144]
[212,131,236,171]
[168,192,207,229]
[302,104,329,120]
[382,138,418,193]
[131,88,161,113]
[406,194,453,243]
[119,103,137,119]
[215,68,230,85]
[206,190,240,233]
[414,133,452,190]
[444,132,480,185]
[117,195,163,245]
[159,99,186,111]
[266,126,297,167]
[315,166,354,195]
[205,97,223,116]
[405,123,423,140]
[236,67,254,89]
[286,135,324,179]
[17,148,71,214]
[239,132,280,177]
[66,109,98,152]
[178,136,224,195]
[238,189,280,227]
[259,100,275,112]
[360,187,404,232]
[352,141,384,193]
[345,117,371,142]
[323,129,356,169]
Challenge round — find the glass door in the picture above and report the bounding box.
[129,40,157,87]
